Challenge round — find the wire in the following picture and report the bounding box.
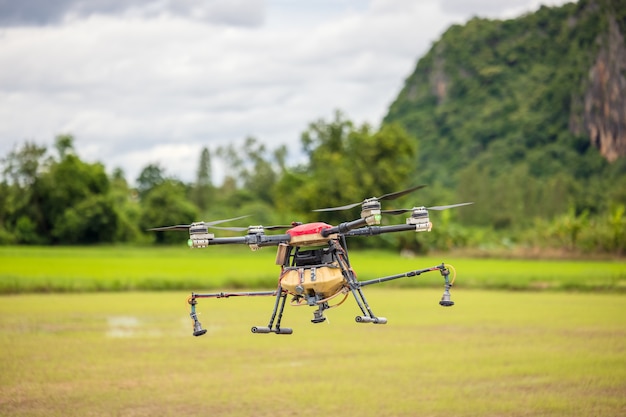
[317,288,350,308]
[446,263,457,286]
[289,287,350,308]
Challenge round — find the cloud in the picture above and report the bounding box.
[439,0,575,19]
[439,0,531,17]
[0,0,266,27]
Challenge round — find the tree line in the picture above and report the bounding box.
[0,112,417,247]
[1,111,624,255]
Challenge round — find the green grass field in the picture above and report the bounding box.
[1,246,625,416]
[1,289,624,417]
[1,246,625,293]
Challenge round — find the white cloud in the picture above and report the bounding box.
[0,0,572,184]
[439,0,575,19]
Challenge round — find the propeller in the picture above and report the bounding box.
[148,215,250,232]
[313,185,427,212]
[208,224,293,233]
[382,202,474,215]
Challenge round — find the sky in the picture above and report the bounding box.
[0,0,572,184]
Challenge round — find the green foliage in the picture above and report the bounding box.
[109,168,144,243]
[0,135,121,245]
[523,203,626,255]
[139,180,198,244]
[384,0,626,249]
[136,163,166,198]
[15,215,43,244]
[275,110,417,226]
[191,146,213,211]
[1,141,47,187]
[51,195,119,244]
[38,154,111,236]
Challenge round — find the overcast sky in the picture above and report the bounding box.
[0,0,571,184]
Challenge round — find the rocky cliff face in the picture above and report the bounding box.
[581,10,626,162]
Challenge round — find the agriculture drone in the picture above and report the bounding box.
[150,185,472,336]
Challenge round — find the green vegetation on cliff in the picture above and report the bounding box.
[384,0,626,234]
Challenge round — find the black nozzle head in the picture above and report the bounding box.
[439,288,454,307]
[193,328,208,336]
[193,319,208,336]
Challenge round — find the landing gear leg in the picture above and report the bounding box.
[251,288,293,335]
[350,286,387,324]
[337,248,387,325]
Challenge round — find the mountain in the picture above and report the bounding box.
[383,0,626,228]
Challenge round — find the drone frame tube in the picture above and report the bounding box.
[343,223,420,237]
[198,233,292,248]
[358,263,448,287]
[320,217,368,237]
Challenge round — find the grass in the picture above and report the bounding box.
[1,245,625,293]
[2,245,624,416]
[0,289,624,416]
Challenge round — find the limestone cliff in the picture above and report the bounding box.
[582,11,626,162]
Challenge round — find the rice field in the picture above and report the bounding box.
[1,245,624,293]
[1,245,624,416]
[0,289,624,416]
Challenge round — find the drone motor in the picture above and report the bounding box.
[188,222,215,248]
[360,200,382,226]
[406,207,432,232]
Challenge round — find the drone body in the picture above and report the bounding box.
[150,186,471,337]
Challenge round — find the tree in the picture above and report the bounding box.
[0,135,122,244]
[110,167,143,243]
[193,147,213,212]
[0,141,49,243]
[136,163,166,198]
[215,137,283,207]
[1,141,48,187]
[37,154,113,243]
[139,180,199,244]
[240,137,280,204]
[51,195,119,244]
[277,111,417,225]
[54,134,75,160]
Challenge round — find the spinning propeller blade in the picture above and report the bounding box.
[382,202,474,215]
[208,224,293,232]
[148,225,194,232]
[148,215,250,232]
[313,185,427,212]
[426,202,474,210]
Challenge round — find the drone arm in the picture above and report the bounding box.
[344,223,419,237]
[217,234,290,246]
[358,263,448,287]
[194,234,291,247]
[321,218,369,237]
[357,263,456,307]
[255,233,292,247]
[204,236,249,245]
[190,290,278,299]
